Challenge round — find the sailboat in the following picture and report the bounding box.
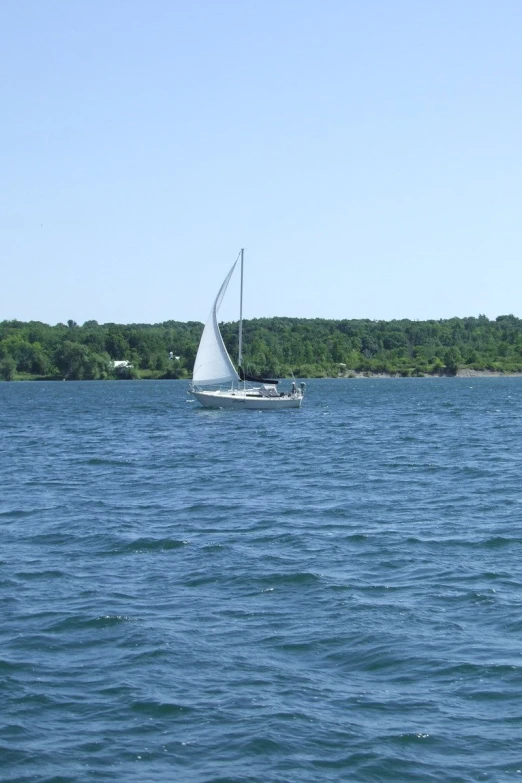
[190,250,305,409]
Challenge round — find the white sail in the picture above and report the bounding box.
[192,260,239,386]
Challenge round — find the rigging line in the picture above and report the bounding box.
[238,248,245,389]
[238,248,244,369]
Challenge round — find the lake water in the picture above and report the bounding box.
[2,378,522,783]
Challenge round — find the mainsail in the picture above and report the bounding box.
[192,261,240,386]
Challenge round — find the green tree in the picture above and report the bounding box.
[0,356,16,381]
[54,342,111,380]
[113,363,139,380]
[104,328,129,359]
[444,347,461,376]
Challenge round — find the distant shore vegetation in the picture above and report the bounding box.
[1,315,522,381]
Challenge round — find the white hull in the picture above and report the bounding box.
[191,389,303,409]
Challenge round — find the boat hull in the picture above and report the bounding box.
[191,389,302,410]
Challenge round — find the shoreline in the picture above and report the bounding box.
[0,368,522,383]
[338,369,522,379]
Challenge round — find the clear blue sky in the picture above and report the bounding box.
[1,0,521,325]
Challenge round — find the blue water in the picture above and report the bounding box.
[2,378,522,783]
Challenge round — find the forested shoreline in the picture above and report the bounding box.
[1,315,522,381]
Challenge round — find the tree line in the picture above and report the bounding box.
[1,314,522,380]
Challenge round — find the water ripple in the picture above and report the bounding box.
[2,378,522,782]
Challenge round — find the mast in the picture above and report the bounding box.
[238,248,244,369]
